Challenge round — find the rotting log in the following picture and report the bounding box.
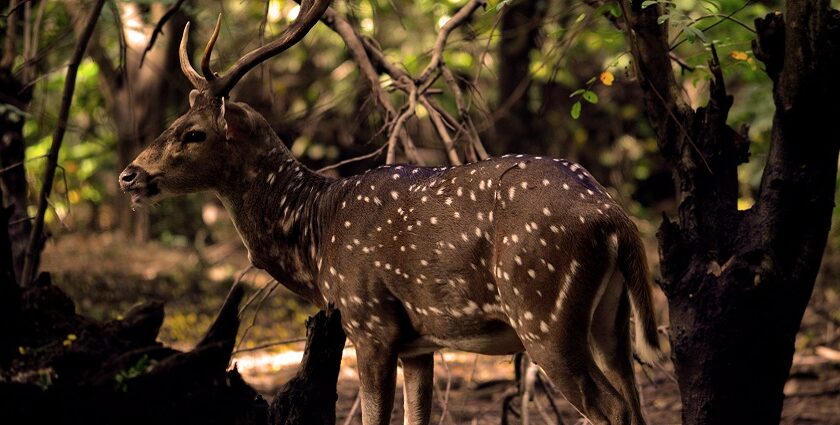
[269,307,346,425]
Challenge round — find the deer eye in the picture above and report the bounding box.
[183,130,206,143]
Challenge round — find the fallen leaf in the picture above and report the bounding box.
[730,50,749,61]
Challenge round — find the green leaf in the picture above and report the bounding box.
[570,102,582,120]
[608,4,622,17]
[582,90,599,104]
[684,26,707,43]
[657,14,670,24]
[569,88,586,98]
[641,0,658,9]
[700,0,720,12]
[495,0,510,11]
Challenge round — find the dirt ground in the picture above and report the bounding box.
[41,233,840,424]
[235,341,840,425]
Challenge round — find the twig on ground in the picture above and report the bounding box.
[231,336,307,354]
[815,346,840,363]
[536,370,566,425]
[519,355,541,425]
[342,390,362,425]
[236,279,281,350]
[812,305,840,328]
[234,266,260,314]
[436,352,456,425]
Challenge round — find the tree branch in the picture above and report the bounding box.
[310,0,488,165]
[139,0,187,68]
[1,0,21,70]
[20,0,47,84]
[64,1,120,92]
[301,1,422,164]
[385,82,417,164]
[417,0,486,83]
[619,0,692,157]
[441,65,487,160]
[420,96,461,165]
[20,0,107,286]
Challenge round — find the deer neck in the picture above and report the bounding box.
[216,143,339,307]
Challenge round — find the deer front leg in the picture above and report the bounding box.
[400,353,434,425]
[356,343,399,425]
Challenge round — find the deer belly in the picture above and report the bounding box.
[398,325,524,356]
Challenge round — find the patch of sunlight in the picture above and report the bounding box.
[437,15,451,29]
[738,197,754,211]
[207,265,230,282]
[415,103,428,118]
[234,347,355,374]
[267,1,282,23]
[287,4,300,20]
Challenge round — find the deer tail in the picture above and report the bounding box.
[616,223,663,366]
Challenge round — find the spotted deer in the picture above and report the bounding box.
[118,2,662,424]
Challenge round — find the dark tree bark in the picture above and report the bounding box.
[494,0,548,153]
[1,272,347,424]
[0,69,31,284]
[268,308,346,425]
[0,0,42,284]
[619,0,840,423]
[0,191,21,364]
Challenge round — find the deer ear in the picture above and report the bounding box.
[189,89,200,108]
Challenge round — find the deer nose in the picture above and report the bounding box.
[119,165,143,189]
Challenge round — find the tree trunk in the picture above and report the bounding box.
[0,191,22,364]
[494,0,548,153]
[0,69,31,283]
[0,0,40,284]
[619,1,840,423]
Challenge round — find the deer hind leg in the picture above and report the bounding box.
[524,326,629,425]
[520,261,630,425]
[590,272,647,425]
[356,343,399,425]
[400,353,434,425]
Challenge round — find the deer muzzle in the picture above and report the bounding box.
[119,164,159,206]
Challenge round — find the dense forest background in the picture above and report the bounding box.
[2,0,840,423]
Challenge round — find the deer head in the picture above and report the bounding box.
[119,1,331,206]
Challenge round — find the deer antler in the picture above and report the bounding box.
[178,0,331,97]
[179,22,206,89]
[201,14,222,81]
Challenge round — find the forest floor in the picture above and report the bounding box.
[41,232,840,424]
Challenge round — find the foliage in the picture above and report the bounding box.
[16,0,782,235]
[25,59,116,228]
[114,354,153,392]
